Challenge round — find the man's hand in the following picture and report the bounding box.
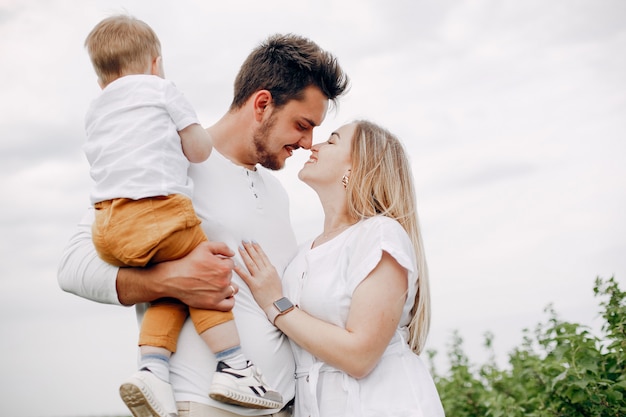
[116,241,237,311]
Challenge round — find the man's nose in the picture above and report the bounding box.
[297,132,313,150]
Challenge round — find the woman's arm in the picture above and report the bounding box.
[237,242,408,379]
[58,208,237,310]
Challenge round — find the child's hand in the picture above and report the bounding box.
[235,241,284,312]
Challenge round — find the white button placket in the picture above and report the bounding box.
[244,169,263,209]
[297,254,310,304]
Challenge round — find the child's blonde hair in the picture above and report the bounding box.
[85,15,161,87]
[347,120,431,355]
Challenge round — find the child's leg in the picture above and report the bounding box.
[138,345,172,383]
[189,309,247,368]
[190,308,283,409]
[120,300,186,417]
[139,299,188,381]
[203,321,248,369]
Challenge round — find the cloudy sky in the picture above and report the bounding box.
[1,1,625,416]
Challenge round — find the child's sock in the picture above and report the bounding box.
[139,353,170,382]
[215,345,247,370]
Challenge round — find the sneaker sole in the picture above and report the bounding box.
[209,384,282,409]
[120,382,171,417]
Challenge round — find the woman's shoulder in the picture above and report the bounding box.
[349,216,413,260]
[356,215,407,238]
[343,216,416,292]
[354,216,414,260]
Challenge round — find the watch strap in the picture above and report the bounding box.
[264,297,295,325]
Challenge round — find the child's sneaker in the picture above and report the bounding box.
[119,370,178,417]
[209,361,283,409]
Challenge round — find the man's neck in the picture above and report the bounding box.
[207,112,257,170]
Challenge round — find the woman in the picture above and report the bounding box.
[236,120,445,417]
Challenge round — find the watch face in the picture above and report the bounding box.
[274,297,294,312]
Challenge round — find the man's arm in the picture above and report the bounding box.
[57,209,120,304]
[58,208,237,310]
[116,240,238,310]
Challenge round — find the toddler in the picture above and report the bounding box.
[83,14,282,417]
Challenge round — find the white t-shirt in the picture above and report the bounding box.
[84,74,199,204]
[58,149,298,415]
[283,216,445,417]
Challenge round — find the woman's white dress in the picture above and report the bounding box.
[282,216,445,417]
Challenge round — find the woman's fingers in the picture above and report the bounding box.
[234,262,248,279]
[237,242,276,288]
[234,263,251,285]
[235,243,283,310]
[238,243,257,272]
[242,241,270,268]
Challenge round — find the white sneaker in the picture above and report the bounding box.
[209,361,283,409]
[119,370,178,417]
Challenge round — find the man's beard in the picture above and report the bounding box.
[252,113,284,171]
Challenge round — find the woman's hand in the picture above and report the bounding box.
[235,241,284,311]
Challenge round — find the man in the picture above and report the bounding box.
[58,33,349,417]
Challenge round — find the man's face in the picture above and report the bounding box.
[252,85,329,170]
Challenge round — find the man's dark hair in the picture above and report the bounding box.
[230,33,349,110]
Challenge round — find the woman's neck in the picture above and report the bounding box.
[312,209,357,248]
[310,182,357,246]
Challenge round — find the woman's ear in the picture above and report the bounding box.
[342,169,351,189]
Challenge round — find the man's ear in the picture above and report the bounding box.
[252,90,273,122]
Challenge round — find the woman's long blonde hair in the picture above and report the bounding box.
[346,120,431,355]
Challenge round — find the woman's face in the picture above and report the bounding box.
[298,123,355,188]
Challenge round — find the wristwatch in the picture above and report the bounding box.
[265,297,295,325]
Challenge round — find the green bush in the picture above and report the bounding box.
[430,276,626,417]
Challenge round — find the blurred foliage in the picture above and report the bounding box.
[429,276,626,417]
